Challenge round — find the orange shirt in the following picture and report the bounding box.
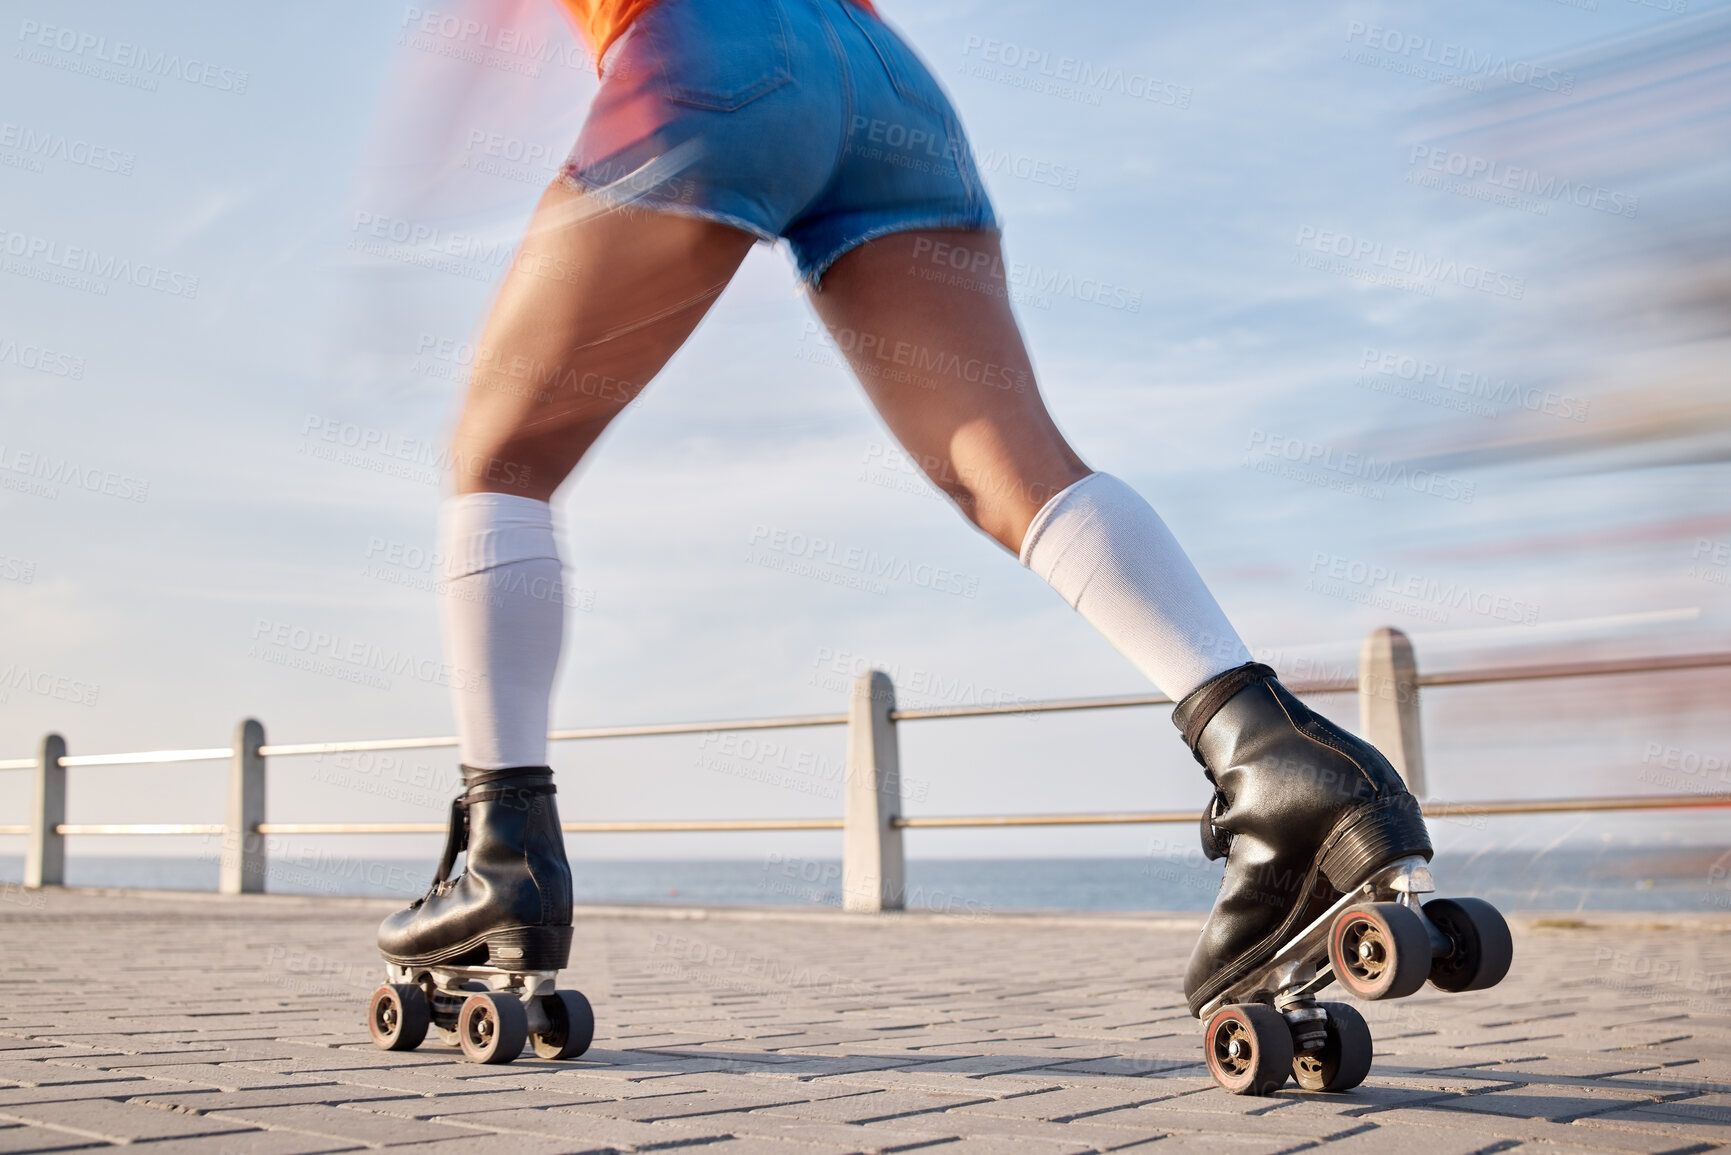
[560,0,876,66]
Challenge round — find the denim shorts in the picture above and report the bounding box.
[562,0,997,286]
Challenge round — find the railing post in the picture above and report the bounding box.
[1359,627,1427,801]
[220,719,266,895]
[843,670,904,912]
[25,733,66,889]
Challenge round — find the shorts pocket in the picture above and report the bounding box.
[640,0,792,112]
[840,4,947,117]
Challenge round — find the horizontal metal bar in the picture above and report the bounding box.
[64,748,233,768]
[891,694,1170,722]
[561,818,844,832]
[889,675,1370,723]
[1417,651,1731,688]
[895,812,1194,828]
[255,818,845,835]
[55,824,226,835]
[1423,793,1731,816]
[550,715,849,741]
[897,793,1731,828]
[255,822,448,835]
[0,749,233,770]
[0,826,28,835]
[258,737,459,757]
[204,795,1731,839]
[257,715,850,759]
[881,655,1731,723]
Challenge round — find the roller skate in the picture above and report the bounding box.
[1172,664,1512,1095]
[366,765,594,1064]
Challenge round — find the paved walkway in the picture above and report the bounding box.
[0,890,1726,1153]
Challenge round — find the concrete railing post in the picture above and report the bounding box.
[220,719,266,895]
[25,733,66,889]
[1359,627,1427,801]
[842,670,904,912]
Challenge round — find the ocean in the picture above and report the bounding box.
[2,847,1727,913]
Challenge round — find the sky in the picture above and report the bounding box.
[2,0,1728,873]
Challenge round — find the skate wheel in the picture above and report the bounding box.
[457,992,528,1064]
[531,990,595,1060]
[1424,897,1513,993]
[1292,1002,1373,1092]
[1204,1003,1293,1095]
[1328,902,1432,1000]
[367,984,429,1052]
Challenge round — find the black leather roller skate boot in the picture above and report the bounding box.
[1174,662,1439,1095]
[379,765,573,969]
[1174,662,1434,1018]
[367,766,593,1065]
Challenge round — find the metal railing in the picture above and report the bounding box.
[5,627,1729,909]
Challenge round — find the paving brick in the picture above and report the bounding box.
[112,1063,339,1091]
[937,1110,1174,1149]
[669,1137,869,1155]
[0,1097,255,1144]
[551,1087,825,1122]
[0,1121,106,1153]
[1575,1101,1731,1145]
[758,1088,994,1124]
[1425,1084,1667,1123]
[724,1113,961,1150]
[364,1089,616,1118]
[1080,1102,1361,1140]
[1278,1122,1493,1155]
[0,1059,146,1088]
[85,1131,365,1154]
[127,1084,423,1113]
[888,1136,1099,1155]
[206,1104,483,1146]
[1123,1139,1308,1154]
[429,1105,731,1147]
[368,1136,632,1154]
[0,1078,152,1106]
[810,1068,1056,1098]
[1363,1105,1698,1152]
[0,1049,118,1064]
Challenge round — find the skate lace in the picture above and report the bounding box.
[1199,788,1234,861]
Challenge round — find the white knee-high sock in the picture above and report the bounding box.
[440,493,564,769]
[1021,472,1252,700]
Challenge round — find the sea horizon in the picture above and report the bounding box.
[4,846,1726,915]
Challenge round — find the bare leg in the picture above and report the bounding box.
[454,183,758,499]
[437,187,753,781]
[807,230,1090,551]
[813,228,1252,700]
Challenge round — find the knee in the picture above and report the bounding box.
[449,436,542,495]
[449,415,566,498]
[947,467,1080,553]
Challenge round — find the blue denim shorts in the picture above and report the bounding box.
[562,0,997,286]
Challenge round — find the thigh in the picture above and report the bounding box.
[807,229,1089,550]
[454,181,757,499]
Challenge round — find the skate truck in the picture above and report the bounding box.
[367,956,594,1065]
[1198,856,1511,1094]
